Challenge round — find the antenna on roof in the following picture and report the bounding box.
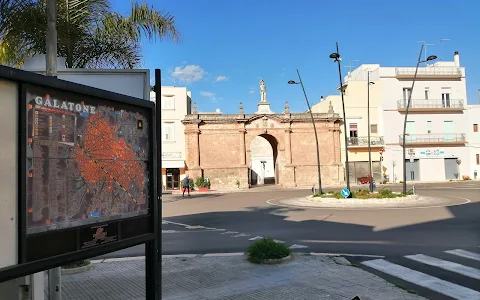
[344,60,359,73]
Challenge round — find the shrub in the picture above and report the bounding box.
[247,237,291,264]
[62,259,90,269]
[314,189,411,199]
[188,178,195,189]
[195,177,210,188]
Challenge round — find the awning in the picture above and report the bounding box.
[161,160,185,169]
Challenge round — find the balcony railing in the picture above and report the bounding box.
[395,67,462,78]
[397,99,465,110]
[347,136,384,147]
[398,133,466,144]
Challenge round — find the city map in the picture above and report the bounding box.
[26,87,150,233]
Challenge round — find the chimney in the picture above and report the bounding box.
[454,51,460,66]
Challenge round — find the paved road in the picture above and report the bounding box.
[96,181,480,299]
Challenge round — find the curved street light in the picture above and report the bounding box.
[367,71,375,193]
[330,42,351,194]
[288,70,323,194]
[402,45,437,194]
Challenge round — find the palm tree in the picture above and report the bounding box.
[0,0,180,68]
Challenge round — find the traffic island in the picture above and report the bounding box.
[246,237,292,264]
[61,259,93,275]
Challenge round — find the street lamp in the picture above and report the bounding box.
[367,71,375,193]
[402,44,437,194]
[288,69,323,194]
[330,42,351,193]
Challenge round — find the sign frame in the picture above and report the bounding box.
[0,64,159,295]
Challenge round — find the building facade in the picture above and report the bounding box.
[311,64,385,184]
[182,86,344,189]
[312,52,470,183]
[150,86,192,190]
[466,105,480,180]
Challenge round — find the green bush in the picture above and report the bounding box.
[247,237,291,264]
[188,178,194,189]
[195,177,210,188]
[314,189,411,199]
[62,259,90,269]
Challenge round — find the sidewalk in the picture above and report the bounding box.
[47,254,426,300]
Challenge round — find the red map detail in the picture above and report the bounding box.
[74,112,145,204]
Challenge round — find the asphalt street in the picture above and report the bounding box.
[95,181,479,299]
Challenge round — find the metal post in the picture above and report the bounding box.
[367,71,373,193]
[46,1,61,298]
[402,45,424,195]
[48,268,61,300]
[335,42,351,193]
[297,69,323,194]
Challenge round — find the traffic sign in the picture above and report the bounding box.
[341,188,350,198]
[379,149,383,155]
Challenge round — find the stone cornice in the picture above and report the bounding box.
[182,112,341,124]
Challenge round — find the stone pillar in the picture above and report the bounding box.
[284,128,292,165]
[193,129,200,167]
[239,129,246,165]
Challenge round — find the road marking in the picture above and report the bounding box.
[310,252,385,258]
[445,249,480,262]
[221,231,238,235]
[233,233,249,237]
[362,259,480,300]
[289,244,308,249]
[185,225,205,229]
[203,252,244,257]
[162,230,176,233]
[405,254,480,280]
[274,239,285,243]
[249,236,264,241]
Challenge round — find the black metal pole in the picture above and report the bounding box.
[336,42,351,193]
[367,71,373,193]
[402,45,424,195]
[297,69,322,194]
[146,69,162,300]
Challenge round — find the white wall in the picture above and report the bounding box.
[466,105,480,179]
[250,136,275,184]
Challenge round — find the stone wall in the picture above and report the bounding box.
[183,112,344,189]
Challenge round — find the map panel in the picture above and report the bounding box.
[25,86,151,234]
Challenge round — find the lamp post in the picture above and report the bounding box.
[402,45,437,194]
[329,42,351,193]
[367,71,375,192]
[288,69,322,194]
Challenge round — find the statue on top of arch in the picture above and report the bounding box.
[259,79,267,102]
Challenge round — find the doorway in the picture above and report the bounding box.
[405,159,420,181]
[249,134,278,185]
[165,168,180,189]
[444,158,458,180]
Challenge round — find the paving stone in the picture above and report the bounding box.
[45,255,427,300]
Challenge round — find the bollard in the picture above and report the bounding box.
[48,267,61,300]
[413,185,415,195]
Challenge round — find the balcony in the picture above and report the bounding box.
[399,133,466,146]
[395,67,462,79]
[397,99,465,112]
[347,136,384,147]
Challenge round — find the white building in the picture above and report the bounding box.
[150,87,192,190]
[382,51,469,182]
[313,51,471,183]
[466,104,480,180]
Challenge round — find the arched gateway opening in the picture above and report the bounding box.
[249,134,278,186]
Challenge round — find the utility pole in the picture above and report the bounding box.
[46,0,61,299]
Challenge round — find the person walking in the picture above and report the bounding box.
[182,175,191,197]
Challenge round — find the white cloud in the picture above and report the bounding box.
[214,75,228,82]
[171,65,205,84]
[249,90,255,94]
[200,90,217,103]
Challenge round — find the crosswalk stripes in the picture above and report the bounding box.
[361,249,480,300]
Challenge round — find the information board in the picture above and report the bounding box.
[25,86,150,234]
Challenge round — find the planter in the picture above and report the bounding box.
[198,187,209,192]
[254,255,293,265]
[61,261,93,275]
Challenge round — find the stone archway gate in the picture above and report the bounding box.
[182,109,344,189]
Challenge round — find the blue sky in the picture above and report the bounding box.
[115,0,480,114]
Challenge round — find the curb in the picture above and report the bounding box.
[91,252,385,264]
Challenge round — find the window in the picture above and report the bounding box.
[349,123,358,138]
[477,154,480,165]
[474,124,479,132]
[162,96,175,110]
[441,93,451,107]
[370,124,378,134]
[427,121,432,134]
[163,123,175,142]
